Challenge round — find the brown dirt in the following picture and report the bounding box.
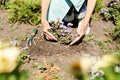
[0,2,115,79]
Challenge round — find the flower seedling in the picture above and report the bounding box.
[48,20,73,44]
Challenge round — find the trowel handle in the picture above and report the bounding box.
[33,28,38,34]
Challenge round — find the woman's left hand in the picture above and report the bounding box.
[70,24,86,46]
[70,0,96,46]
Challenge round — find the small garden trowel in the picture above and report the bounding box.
[26,28,38,46]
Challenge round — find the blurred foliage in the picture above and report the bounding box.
[6,0,41,25]
[0,0,9,8]
[95,0,106,13]
[0,0,9,5]
[0,69,29,80]
[100,1,120,24]
[71,51,120,80]
[17,50,30,64]
[0,41,29,80]
[0,19,4,30]
[31,58,64,80]
[12,33,28,41]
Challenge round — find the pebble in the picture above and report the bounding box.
[11,40,19,46]
[21,46,29,51]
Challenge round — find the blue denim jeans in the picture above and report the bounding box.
[75,0,87,19]
[64,0,90,35]
[63,0,87,22]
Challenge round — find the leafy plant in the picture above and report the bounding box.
[100,1,120,23]
[7,0,41,25]
[83,35,106,49]
[0,20,4,30]
[0,0,9,8]
[17,50,31,64]
[100,1,120,44]
[109,21,120,43]
[0,41,29,80]
[91,0,106,20]
[0,0,9,5]
[12,33,28,41]
[9,25,18,31]
[32,58,64,80]
[48,20,73,44]
[0,69,29,80]
[95,0,106,13]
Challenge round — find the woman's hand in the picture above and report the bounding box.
[70,23,86,46]
[41,19,57,41]
[41,0,57,41]
[70,0,96,46]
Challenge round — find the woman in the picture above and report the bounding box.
[41,0,96,45]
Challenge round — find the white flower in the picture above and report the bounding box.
[0,47,20,73]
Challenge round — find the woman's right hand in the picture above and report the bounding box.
[41,19,57,41]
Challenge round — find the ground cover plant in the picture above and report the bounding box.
[93,0,120,44]
[49,20,73,44]
[0,41,29,80]
[100,1,120,43]
[71,51,120,80]
[6,0,41,25]
[0,19,4,30]
[31,58,64,80]
[0,0,9,8]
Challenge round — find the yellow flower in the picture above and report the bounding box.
[79,56,93,73]
[0,47,20,73]
[71,56,93,74]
